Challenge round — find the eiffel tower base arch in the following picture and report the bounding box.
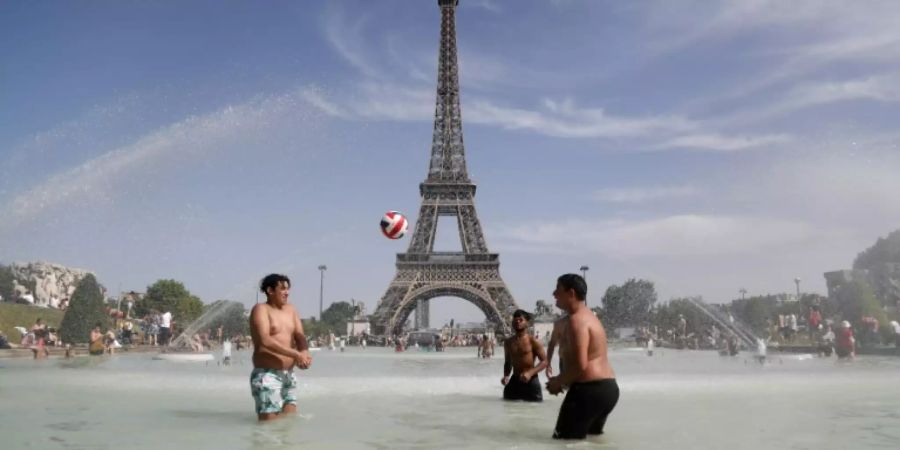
[370,259,518,337]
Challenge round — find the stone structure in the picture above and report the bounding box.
[7,261,92,308]
[370,0,519,337]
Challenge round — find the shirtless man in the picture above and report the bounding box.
[480,334,494,358]
[546,274,619,440]
[249,274,312,421]
[501,310,548,402]
[89,323,105,356]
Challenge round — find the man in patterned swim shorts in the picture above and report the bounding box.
[249,273,313,421]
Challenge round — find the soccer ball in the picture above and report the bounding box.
[380,211,409,240]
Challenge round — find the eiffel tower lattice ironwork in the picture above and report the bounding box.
[370,0,519,337]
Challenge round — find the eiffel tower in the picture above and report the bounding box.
[370,0,519,337]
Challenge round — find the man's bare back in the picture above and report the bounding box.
[557,309,615,383]
[547,274,619,440]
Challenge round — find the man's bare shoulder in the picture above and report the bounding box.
[250,303,268,316]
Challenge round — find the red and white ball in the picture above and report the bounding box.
[380,211,409,240]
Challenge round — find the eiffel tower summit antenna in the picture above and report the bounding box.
[370,0,519,337]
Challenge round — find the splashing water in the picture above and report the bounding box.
[168,301,236,349]
[685,297,759,348]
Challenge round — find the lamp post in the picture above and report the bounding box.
[579,265,590,306]
[318,265,328,319]
[793,277,801,301]
[739,288,747,300]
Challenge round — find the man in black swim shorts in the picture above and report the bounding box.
[501,309,548,402]
[546,274,620,439]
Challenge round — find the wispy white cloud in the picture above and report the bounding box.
[300,86,350,118]
[654,133,792,152]
[592,186,698,204]
[323,7,380,78]
[0,88,327,232]
[468,0,501,13]
[649,1,900,115]
[725,73,900,126]
[497,214,819,258]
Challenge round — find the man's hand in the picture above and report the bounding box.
[545,366,554,378]
[518,370,533,383]
[546,376,565,395]
[294,350,312,370]
[501,375,509,386]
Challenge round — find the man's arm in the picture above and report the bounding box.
[292,308,312,369]
[249,304,302,361]
[501,339,512,385]
[525,336,548,380]
[545,325,558,377]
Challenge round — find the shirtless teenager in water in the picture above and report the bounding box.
[501,310,548,402]
[546,274,619,440]
[249,274,312,421]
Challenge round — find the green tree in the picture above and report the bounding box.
[0,264,15,302]
[175,295,204,326]
[835,280,886,325]
[301,317,328,340]
[601,279,658,328]
[135,279,204,326]
[853,229,900,270]
[729,295,779,335]
[202,300,249,338]
[649,297,713,336]
[320,301,356,334]
[59,274,110,344]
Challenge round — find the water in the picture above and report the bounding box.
[686,297,759,347]
[1,347,899,449]
[169,301,237,349]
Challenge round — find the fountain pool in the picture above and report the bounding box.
[1,347,898,449]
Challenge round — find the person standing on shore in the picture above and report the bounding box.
[249,273,312,421]
[159,310,172,347]
[501,310,548,402]
[546,274,619,440]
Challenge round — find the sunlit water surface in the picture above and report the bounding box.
[1,347,898,449]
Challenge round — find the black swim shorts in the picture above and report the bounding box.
[552,378,619,439]
[503,374,543,402]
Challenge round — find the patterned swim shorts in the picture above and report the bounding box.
[250,368,298,414]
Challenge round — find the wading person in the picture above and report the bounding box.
[501,310,548,402]
[89,323,105,356]
[546,274,619,440]
[249,274,312,421]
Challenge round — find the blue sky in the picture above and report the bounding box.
[3,0,900,325]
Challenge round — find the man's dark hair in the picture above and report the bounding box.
[260,273,291,294]
[512,309,533,322]
[94,322,102,329]
[557,273,587,301]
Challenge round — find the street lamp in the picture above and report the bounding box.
[739,288,747,300]
[318,265,328,318]
[793,277,801,301]
[579,265,589,306]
